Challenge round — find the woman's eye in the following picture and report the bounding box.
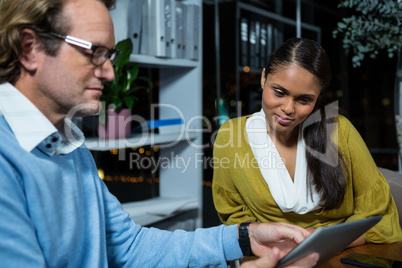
[298,98,311,104]
[273,89,285,96]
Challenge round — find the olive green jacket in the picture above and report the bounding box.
[212,115,402,243]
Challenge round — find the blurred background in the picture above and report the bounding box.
[201,0,400,227]
[89,0,401,229]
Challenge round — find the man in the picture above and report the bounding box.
[0,0,318,266]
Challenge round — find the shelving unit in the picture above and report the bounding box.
[121,196,198,227]
[129,54,199,68]
[216,1,321,118]
[85,0,203,229]
[86,131,198,151]
[235,2,321,116]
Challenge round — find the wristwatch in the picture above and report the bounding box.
[238,222,253,256]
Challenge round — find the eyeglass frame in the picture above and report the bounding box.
[46,33,121,66]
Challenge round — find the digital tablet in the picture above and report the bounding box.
[275,215,383,268]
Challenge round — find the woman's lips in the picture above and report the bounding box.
[275,114,293,125]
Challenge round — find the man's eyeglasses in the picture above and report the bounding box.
[48,33,120,66]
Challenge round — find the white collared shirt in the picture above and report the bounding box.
[0,82,84,155]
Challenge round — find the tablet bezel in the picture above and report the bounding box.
[275,215,383,268]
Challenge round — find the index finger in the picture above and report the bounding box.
[274,222,312,243]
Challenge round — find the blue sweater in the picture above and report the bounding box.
[0,83,242,267]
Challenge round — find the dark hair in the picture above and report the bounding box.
[264,38,348,209]
[0,0,116,84]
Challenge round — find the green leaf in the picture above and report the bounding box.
[128,64,139,85]
[338,22,348,29]
[123,69,130,91]
[334,0,402,68]
[124,96,135,109]
[126,86,146,94]
[100,38,153,110]
[114,39,133,68]
[136,76,154,88]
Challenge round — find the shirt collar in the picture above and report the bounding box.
[0,82,84,155]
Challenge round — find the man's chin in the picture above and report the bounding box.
[65,102,102,118]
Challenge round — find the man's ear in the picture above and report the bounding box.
[260,68,266,89]
[18,29,40,71]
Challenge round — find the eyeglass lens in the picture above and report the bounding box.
[91,47,119,66]
[109,51,119,65]
[92,47,109,66]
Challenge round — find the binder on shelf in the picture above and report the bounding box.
[109,0,133,43]
[164,0,175,58]
[248,20,257,68]
[183,4,200,61]
[254,21,261,69]
[260,23,267,68]
[240,17,248,66]
[273,26,283,51]
[267,23,273,58]
[109,0,143,54]
[175,1,184,58]
[141,0,172,58]
[127,0,144,54]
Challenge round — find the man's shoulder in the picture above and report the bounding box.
[0,115,21,151]
[0,116,26,183]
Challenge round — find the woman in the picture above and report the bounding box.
[212,38,402,247]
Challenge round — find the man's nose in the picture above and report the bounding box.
[94,59,115,81]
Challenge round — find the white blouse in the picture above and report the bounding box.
[246,109,321,214]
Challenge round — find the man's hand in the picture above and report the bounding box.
[240,248,318,268]
[248,222,314,258]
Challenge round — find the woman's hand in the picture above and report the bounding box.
[347,235,366,248]
[305,227,315,235]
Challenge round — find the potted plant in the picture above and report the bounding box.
[98,38,152,139]
[333,0,402,164]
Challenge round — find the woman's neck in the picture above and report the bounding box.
[267,125,299,148]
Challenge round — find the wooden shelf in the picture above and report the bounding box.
[85,131,198,151]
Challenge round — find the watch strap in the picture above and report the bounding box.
[238,222,253,256]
